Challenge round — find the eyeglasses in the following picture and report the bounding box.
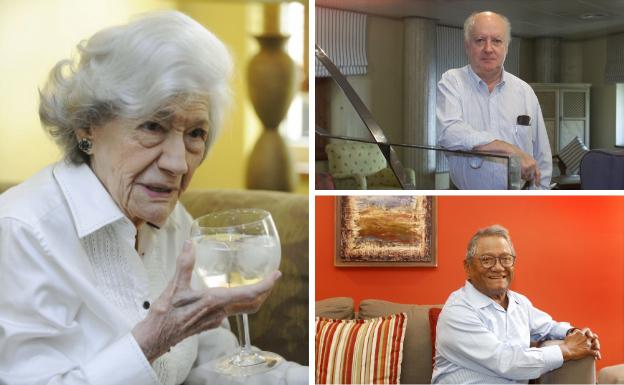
[477,254,515,268]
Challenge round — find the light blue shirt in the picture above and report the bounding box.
[431,281,569,384]
[437,65,552,189]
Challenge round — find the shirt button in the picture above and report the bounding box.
[143,301,150,310]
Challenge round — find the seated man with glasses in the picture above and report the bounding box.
[432,225,600,384]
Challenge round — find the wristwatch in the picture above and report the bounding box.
[566,327,580,336]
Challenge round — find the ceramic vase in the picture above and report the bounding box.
[246,34,297,191]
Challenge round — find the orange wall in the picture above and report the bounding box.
[315,196,624,370]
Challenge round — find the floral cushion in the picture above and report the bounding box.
[325,142,387,178]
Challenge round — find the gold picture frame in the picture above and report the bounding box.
[335,196,437,267]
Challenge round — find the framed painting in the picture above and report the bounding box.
[335,196,437,267]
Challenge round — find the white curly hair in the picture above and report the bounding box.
[39,10,233,164]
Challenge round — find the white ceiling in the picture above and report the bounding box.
[315,0,624,39]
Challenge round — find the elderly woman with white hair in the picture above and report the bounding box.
[0,11,291,385]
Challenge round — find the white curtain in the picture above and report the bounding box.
[315,7,367,78]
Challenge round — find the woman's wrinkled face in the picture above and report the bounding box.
[86,100,210,228]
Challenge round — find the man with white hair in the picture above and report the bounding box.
[437,11,552,189]
[431,225,600,383]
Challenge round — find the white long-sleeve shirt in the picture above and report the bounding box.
[437,65,552,189]
[432,281,570,384]
[0,161,237,385]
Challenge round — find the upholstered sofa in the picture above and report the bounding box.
[598,364,624,383]
[580,149,624,189]
[0,183,12,194]
[0,183,309,366]
[316,297,595,384]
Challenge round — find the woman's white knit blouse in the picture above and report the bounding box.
[81,221,198,385]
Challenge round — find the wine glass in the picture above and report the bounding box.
[190,208,283,376]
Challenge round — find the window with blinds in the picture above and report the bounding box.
[315,7,367,78]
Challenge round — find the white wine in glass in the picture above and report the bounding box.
[191,208,282,376]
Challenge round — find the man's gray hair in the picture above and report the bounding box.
[465,224,516,261]
[463,11,512,47]
[39,10,233,164]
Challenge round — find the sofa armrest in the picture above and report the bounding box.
[598,364,624,384]
[536,340,596,384]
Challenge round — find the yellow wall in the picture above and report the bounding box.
[0,0,175,183]
[177,1,262,190]
[0,0,307,192]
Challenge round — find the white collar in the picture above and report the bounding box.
[53,160,182,238]
[466,64,507,89]
[463,280,520,310]
[53,160,128,238]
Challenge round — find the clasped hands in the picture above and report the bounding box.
[560,327,601,361]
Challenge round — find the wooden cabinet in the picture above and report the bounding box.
[530,83,591,154]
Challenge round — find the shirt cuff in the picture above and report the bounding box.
[82,333,159,385]
[551,322,573,340]
[541,344,564,374]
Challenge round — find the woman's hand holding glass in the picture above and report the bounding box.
[191,208,283,376]
[131,239,280,363]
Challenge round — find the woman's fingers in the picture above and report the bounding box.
[182,300,225,331]
[172,240,196,291]
[135,245,281,362]
[222,271,281,315]
[158,240,197,310]
[185,307,228,336]
[172,291,203,308]
[151,268,281,350]
[229,271,281,300]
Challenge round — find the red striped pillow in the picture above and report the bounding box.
[315,313,407,384]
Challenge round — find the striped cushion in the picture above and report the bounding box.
[315,313,407,384]
[558,136,589,175]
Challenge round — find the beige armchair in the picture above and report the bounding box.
[325,141,415,189]
[0,182,14,194]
